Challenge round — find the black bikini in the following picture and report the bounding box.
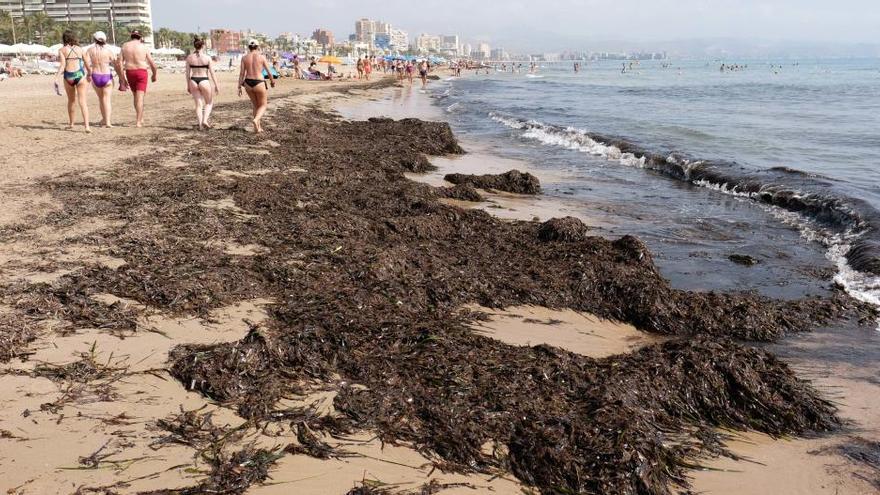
[189,61,210,84]
[244,78,267,89]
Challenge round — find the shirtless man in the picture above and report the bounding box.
[118,30,157,127]
[238,39,275,133]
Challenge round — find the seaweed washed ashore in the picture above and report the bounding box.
[1,98,876,494]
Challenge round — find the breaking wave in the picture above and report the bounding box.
[489,112,880,312]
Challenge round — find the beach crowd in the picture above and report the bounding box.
[47,30,438,134]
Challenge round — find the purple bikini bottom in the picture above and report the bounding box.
[92,73,113,88]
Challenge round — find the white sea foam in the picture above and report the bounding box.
[489,111,880,321]
[490,113,647,168]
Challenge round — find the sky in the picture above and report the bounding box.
[152,0,880,52]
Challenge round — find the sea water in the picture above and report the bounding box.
[434,59,880,305]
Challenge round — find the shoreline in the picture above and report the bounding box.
[0,76,877,494]
[332,83,880,495]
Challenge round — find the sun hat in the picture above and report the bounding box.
[93,31,107,42]
[248,39,259,48]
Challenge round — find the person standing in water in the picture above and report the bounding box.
[418,59,429,88]
[185,36,219,130]
[86,31,122,128]
[238,39,275,134]
[55,30,90,132]
[119,30,157,128]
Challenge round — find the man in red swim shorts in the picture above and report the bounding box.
[119,30,157,127]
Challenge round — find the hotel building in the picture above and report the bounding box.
[1,0,154,44]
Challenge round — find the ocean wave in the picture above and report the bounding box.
[489,111,880,311]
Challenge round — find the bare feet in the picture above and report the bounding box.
[84,127,91,133]
[135,122,143,128]
[65,124,74,131]
[252,118,263,133]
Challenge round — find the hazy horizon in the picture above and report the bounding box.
[152,0,880,55]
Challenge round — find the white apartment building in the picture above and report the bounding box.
[415,33,441,53]
[354,17,375,43]
[389,28,408,50]
[1,0,154,43]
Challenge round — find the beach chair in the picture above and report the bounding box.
[37,60,58,75]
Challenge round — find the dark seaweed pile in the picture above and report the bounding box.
[10,97,875,494]
[437,183,484,202]
[0,311,37,362]
[444,170,542,194]
[538,217,592,243]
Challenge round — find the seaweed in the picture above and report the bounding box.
[12,101,875,495]
[0,310,38,362]
[537,217,591,242]
[444,170,542,195]
[437,183,484,202]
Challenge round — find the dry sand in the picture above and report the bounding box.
[1,73,877,494]
[0,72,531,494]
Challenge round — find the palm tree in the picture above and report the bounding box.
[154,27,173,48]
[0,11,13,44]
[28,12,54,43]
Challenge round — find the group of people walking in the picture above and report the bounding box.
[56,31,275,134]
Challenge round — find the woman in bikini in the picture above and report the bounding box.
[86,31,121,127]
[185,36,219,130]
[55,30,90,132]
[418,60,429,88]
[238,39,275,134]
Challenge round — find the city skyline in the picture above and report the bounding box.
[151,0,880,53]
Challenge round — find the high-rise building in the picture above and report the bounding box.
[210,28,243,53]
[441,35,459,53]
[355,18,375,43]
[490,47,508,60]
[0,0,154,44]
[416,33,441,53]
[312,28,334,47]
[390,29,408,50]
[476,42,491,59]
[375,21,392,36]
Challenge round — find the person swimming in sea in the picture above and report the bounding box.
[55,30,90,132]
[86,31,122,128]
[238,39,275,134]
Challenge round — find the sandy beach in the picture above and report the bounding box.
[1,71,878,495]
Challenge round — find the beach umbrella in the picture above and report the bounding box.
[29,44,51,54]
[10,43,32,54]
[0,44,13,54]
[84,43,121,55]
[48,43,63,53]
[318,55,343,64]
